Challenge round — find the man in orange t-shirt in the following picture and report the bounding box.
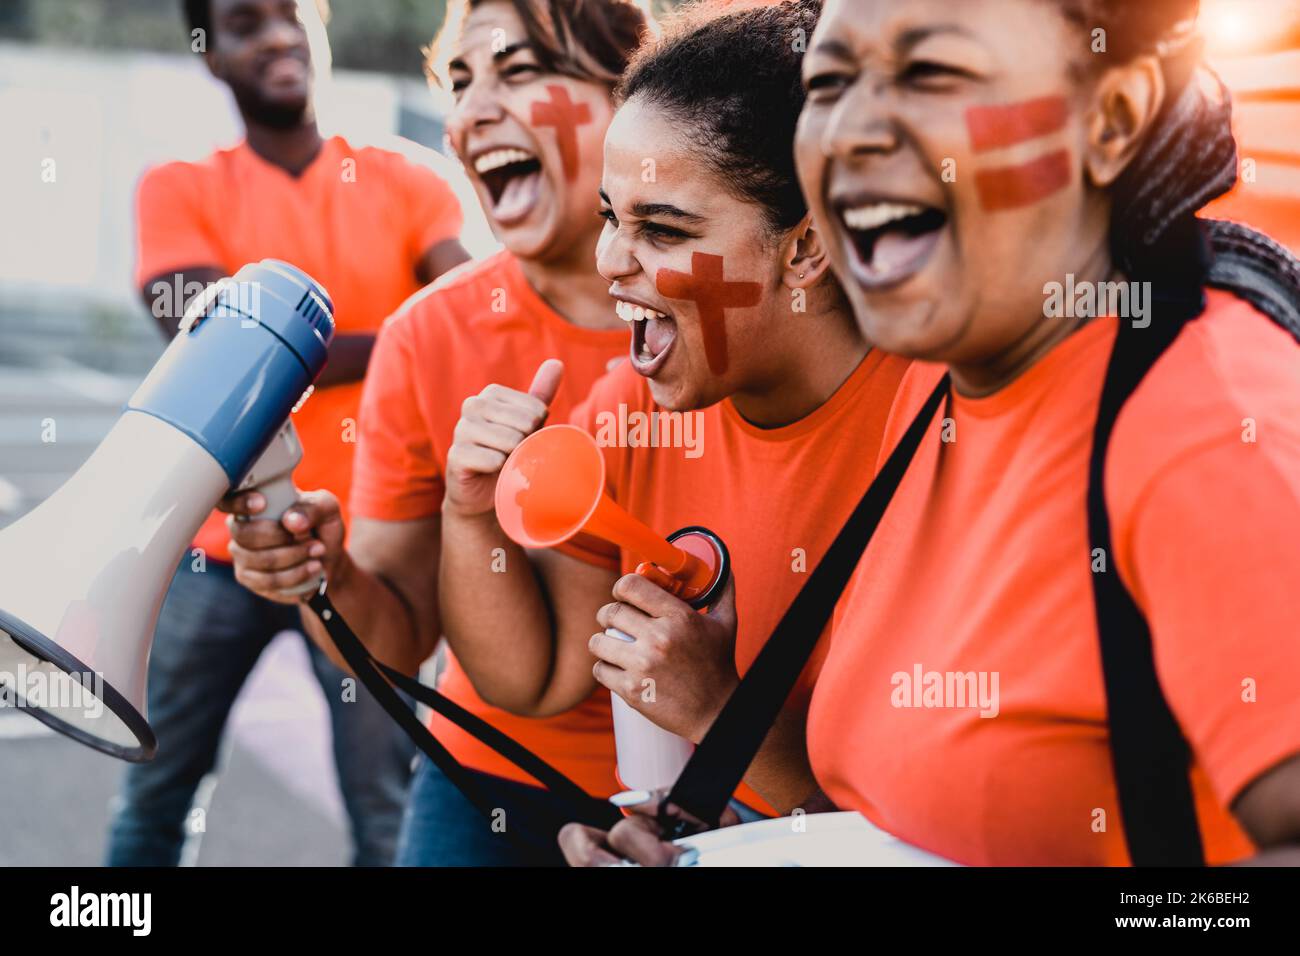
[217,0,648,867]
[105,0,468,867]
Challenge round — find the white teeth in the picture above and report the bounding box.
[473,148,535,174]
[842,202,926,232]
[615,300,666,323]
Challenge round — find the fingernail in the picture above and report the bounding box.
[309,543,326,557]
[306,560,322,573]
[673,846,699,868]
[608,789,652,809]
[249,493,265,510]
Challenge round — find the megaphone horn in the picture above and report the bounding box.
[0,260,334,761]
[494,424,729,608]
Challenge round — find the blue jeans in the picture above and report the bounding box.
[396,755,578,866]
[105,559,413,866]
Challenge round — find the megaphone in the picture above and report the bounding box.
[0,260,334,762]
[495,424,730,791]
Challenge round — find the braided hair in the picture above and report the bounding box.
[1059,0,1300,334]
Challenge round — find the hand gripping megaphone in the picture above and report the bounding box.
[0,260,333,761]
[494,424,730,792]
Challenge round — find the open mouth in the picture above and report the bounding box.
[616,299,676,377]
[839,201,948,291]
[262,54,308,85]
[474,148,544,225]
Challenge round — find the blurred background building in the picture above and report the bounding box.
[0,0,1296,866]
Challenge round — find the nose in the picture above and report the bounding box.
[595,218,640,284]
[261,12,306,53]
[822,75,900,162]
[449,78,506,139]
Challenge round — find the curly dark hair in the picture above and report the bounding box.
[616,0,823,235]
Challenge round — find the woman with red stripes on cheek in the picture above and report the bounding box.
[791,0,1300,866]
[796,0,1109,378]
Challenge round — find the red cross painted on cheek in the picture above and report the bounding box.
[655,252,762,376]
[530,84,593,183]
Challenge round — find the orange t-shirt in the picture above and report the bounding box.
[133,136,463,562]
[565,349,912,813]
[350,250,629,796]
[808,290,1300,865]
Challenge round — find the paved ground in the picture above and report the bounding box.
[0,354,352,866]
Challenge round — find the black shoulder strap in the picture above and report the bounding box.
[660,374,951,837]
[304,590,622,854]
[1093,220,1300,866]
[1086,288,1206,867]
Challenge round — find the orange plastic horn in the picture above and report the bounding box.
[495,425,714,596]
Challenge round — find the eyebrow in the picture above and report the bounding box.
[598,189,706,224]
[633,202,704,224]
[449,39,533,74]
[810,23,976,60]
[219,0,259,19]
[896,24,978,51]
[494,40,533,62]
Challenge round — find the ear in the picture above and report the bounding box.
[1084,54,1165,189]
[779,212,834,290]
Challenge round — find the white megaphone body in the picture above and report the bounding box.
[0,260,334,761]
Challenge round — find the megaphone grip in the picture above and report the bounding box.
[255,476,323,597]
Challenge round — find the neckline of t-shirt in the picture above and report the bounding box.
[503,255,631,346]
[950,316,1117,419]
[719,348,886,442]
[236,135,340,186]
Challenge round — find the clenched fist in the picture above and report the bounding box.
[222,489,348,604]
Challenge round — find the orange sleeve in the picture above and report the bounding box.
[399,159,465,259]
[1120,437,1300,806]
[349,316,444,521]
[133,162,223,290]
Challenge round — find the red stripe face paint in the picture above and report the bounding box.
[974,150,1072,212]
[965,94,1071,212]
[530,84,593,182]
[655,252,762,375]
[965,95,1068,153]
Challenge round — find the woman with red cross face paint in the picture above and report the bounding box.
[222,0,649,867]
[568,0,1300,868]
[442,0,913,837]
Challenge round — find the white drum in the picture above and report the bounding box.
[670,812,959,867]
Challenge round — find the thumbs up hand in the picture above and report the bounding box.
[444,359,565,518]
